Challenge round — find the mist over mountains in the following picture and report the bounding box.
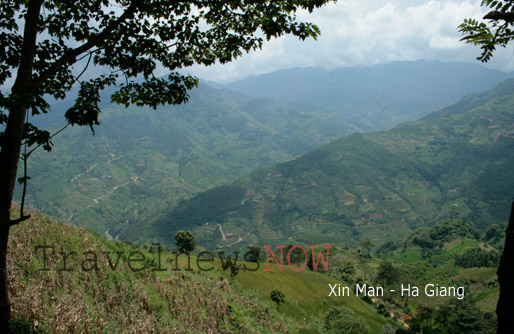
[223,60,514,130]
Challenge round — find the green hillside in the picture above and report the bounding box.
[321,219,499,333]
[7,210,389,333]
[18,83,357,238]
[151,79,514,249]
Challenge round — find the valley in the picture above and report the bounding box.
[3,0,513,332]
[150,77,514,251]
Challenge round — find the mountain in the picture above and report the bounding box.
[18,83,357,237]
[150,78,514,249]
[224,60,514,131]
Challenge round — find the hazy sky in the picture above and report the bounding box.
[185,0,514,83]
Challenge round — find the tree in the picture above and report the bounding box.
[460,2,514,331]
[0,0,333,329]
[245,246,261,263]
[174,230,195,254]
[229,262,242,278]
[495,202,514,334]
[324,305,370,334]
[360,237,374,257]
[459,1,514,62]
[376,261,401,287]
[270,289,285,310]
[421,247,438,264]
[339,260,356,283]
[442,298,496,334]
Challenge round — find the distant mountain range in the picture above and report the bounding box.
[148,78,514,250]
[223,60,514,130]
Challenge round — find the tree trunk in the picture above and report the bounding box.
[0,1,44,331]
[0,101,29,333]
[0,225,10,333]
[497,201,514,334]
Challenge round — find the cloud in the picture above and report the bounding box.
[187,0,514,83]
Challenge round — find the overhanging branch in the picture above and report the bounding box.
[484,10,514,23]
[9,215,30,227]
[33,1,140,90]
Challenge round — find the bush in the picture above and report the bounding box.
[270,289,285,309]
[324,305,370,334]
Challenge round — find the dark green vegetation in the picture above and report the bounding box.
[378,219,502,272]
[174,230,196,254]
[324,305,370,334]
[327,219,501,334]
[18,83,356,239]
[224,60,514,130]
[270,289,285,309]
[153,78,514,250]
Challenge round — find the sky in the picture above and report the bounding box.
[2,0,513,91]
[184,0,514,83]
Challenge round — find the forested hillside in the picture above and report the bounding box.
[18,84,356,235]
[150,79,514,249]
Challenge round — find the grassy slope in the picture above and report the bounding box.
[230,265,386,333]
[8,211,297,333]
[8,210,387,333]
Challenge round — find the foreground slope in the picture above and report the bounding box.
[8,210,389,333]
[152,79,514,249]
[7,211,294,333]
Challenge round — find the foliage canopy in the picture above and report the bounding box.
[0,0,332,150]
[324,305,370,334]
[174,230,195,254]
[459,1,514,62]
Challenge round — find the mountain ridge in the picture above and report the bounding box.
[149,78,514,249]
[223,60,514,130]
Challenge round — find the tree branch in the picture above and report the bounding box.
[33,1,140,90]
[484,10,514,23]
[24,122,70,158]
[70,52,93,87]
[9,215,30,227]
